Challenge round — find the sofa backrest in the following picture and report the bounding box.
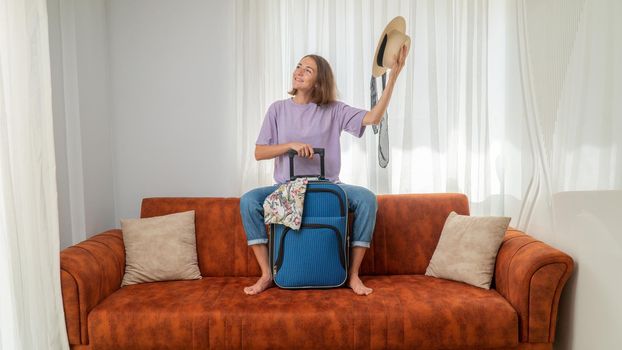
[140,193,470,277]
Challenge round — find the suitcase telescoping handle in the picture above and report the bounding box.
[287,147,325,181]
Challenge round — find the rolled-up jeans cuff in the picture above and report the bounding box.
[351,241,371,248]
[247,238,269,246]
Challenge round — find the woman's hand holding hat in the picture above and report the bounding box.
[389,45,409,82]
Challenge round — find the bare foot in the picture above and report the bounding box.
[348,275,373,296]
[244,276,273,295]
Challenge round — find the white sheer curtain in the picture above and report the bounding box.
[234,0,621,231]
[0,0,69,349]
[512,0,622,237]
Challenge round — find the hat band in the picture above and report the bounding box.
[376,34,388,67]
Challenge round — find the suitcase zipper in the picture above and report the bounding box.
[274,227,291,274]
[270,224,278,278]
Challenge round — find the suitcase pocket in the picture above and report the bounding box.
[273,223,347,288]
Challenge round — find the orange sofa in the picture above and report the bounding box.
[60,194,573,350]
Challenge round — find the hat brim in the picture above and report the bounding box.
[372,16,409,78]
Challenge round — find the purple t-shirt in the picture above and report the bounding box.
[256,98,368,184]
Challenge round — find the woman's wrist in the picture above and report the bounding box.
[382,78,396,100]
[388,71,399,85]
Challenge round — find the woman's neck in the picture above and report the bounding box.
[292,91,312,105]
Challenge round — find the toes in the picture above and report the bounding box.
[353,286,366,296]
[245,280,272,295]
[349,281,373,296]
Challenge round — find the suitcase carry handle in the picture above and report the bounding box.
[287,147,325,181]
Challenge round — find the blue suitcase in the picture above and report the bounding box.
[269,148,349,289]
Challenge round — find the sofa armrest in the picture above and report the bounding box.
[494,229,573,343]
[60,230,125,345]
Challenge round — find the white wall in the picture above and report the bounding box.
[107,0,237,221]
[49,0,237,246]
[552,191,622,350]
[73,0,116,238]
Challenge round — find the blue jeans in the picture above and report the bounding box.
[240,183,378,248]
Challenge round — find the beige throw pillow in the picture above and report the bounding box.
[121,210,201,287]
[425,211,511,289]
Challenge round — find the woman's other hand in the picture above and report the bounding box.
[288,142,315,159]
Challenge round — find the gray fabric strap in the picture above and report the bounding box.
[370,76,379,134]
[370,73,389,168]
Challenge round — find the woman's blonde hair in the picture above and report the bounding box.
[288,54,337,106]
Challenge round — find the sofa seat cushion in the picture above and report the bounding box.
[88,276,518,350]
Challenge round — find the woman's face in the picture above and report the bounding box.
[292,56,318,93]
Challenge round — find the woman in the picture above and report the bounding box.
[240,48,407,296]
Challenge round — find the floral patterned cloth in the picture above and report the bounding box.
[263,177,308,230]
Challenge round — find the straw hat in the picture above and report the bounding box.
[372,16,411,78]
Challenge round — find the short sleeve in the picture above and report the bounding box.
[255,103,278,145]
[335,101,368,138]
